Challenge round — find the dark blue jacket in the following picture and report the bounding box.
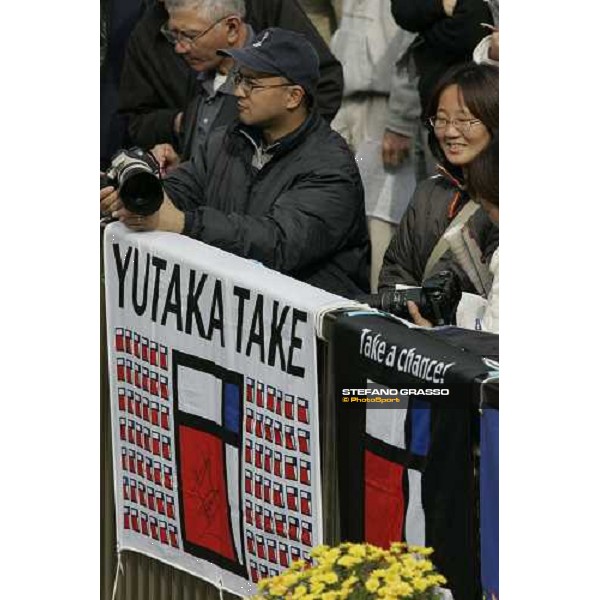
[164,112,370,297]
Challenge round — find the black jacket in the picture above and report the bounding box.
[118,0,344,149]
[378,170,468,289]
[378,167,497,292]
[163,111,370,297]
[390,0,492,109]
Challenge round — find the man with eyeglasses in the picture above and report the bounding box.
[152,0,255,169]
[103,28,369,298]
[118,0,343,152]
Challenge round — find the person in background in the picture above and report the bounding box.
[297,0,339,43]
[151,0,253,169]
[117,0,344,151]
[102,29,370,298]
[390,0,492,111]
[390,0,493,178]
[378,62,498,291]
[328,0,419,292]
[463,134,499,333]
[473,0,499,66]
[101,0,146,169]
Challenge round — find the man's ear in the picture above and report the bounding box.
[224,16,243,44]
[285,86,305,110]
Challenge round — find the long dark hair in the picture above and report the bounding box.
[425,63,499,173]
[467,132,499,206]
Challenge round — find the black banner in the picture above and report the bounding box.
[330,312,498,600]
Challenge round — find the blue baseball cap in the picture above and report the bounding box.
[218,28,319,98]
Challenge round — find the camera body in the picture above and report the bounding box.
[100,148,163,216]
[369,271,462,326]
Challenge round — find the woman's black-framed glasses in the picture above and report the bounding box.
[428,116,483,134]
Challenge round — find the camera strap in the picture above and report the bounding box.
[422,200,480,282]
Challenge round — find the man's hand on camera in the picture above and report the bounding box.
[100,185,123,215]
[151,143,181,176]
[407,301,433,328]
[114,194,185,234]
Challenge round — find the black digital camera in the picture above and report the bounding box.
[364,271,462,326]
[100,147,163,216]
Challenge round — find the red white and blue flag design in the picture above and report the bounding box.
[331,312,498,600]
[104,224,348,595]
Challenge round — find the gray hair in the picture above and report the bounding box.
[164,0,246,21]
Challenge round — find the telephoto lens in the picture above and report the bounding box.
[357,271,462,326]
[119,167,163,215]
[105,148,164,216]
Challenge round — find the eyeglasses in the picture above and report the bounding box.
[233,72,293,95]
[160,16,229,47]
[428,116,483,134]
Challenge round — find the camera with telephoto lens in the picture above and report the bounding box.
[365,270,462,326]
[100,147,163,216]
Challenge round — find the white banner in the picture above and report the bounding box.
[104,223,349,596]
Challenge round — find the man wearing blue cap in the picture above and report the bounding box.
[103,28,370,297]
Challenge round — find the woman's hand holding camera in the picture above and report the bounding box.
[407,301,433,328]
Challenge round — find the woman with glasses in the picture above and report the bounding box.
[378,62,499,292]
[407,134,500,332]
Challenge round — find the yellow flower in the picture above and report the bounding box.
[398,582,414,597]
[281,574,300,588]
[257,579,270,590]
[413,577,429,592]
[407,545,434,556]
[337,555,362,568]
[370,569,387,580]
[341,575,358,590]
[366,547,386,561]
[292,584,308,598]
[254,542,445,599]
[310,545,330,558]
[429,574,447,586]
[365,577,380,593]
[414,559,433,572]
[322,548,342,564]
[309,580,325,595]
[269,584,287,596]
[348,544,367,558]
[321,572,338,585]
